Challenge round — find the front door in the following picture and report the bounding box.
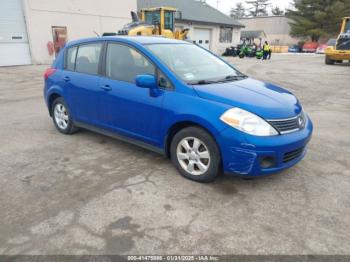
[99,42,164,146]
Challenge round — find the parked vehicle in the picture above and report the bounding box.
[44,36,313,182]
[302,42,319,53]
[316,44,328,54]
[117,7,189,40]
[222,46,238,57]
[288,44,301,53]
[255,48,263,59]
[238,44,255,58]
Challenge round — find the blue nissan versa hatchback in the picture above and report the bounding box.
[44,36,313,182]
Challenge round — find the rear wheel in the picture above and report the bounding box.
[325,56,335,65]
[52,97,78,134]
[170,127,221,183]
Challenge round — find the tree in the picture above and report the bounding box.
[271,6,284,16]
[246,0,270,17]
[230,2,246,19]
[287,0,350,42]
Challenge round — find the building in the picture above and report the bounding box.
[239,16,300,46]
[0,0,136,66]
[138,0,244,54]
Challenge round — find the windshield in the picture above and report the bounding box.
[146,43,243,84]
[345,19,350,33]
[144,11,160,25]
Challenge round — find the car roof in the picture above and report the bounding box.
[66,36,189,47]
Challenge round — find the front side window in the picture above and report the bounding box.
[219,27,233,43]
[75,43,102,75]
[144,11,160,25]
[106,43,155,83]
[66,46,77,71]
[146,43,242,84]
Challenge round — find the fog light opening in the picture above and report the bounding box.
[259,156,275,169]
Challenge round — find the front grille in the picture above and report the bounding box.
[268,113,305,134]
[336,34,350,50]
[283,147,304,163]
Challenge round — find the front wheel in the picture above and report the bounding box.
[52,97,78,134]
[325,56,335,65]
[170,127,221,183]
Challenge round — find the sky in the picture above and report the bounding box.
[206,0,293,16]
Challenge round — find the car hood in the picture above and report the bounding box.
[193,78,302,119]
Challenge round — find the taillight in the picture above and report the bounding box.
[44,68,57,80]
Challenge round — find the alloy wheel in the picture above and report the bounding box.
[54,103,69,130]
[176,137,211,176]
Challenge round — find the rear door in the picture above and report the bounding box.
[63,42,103,125]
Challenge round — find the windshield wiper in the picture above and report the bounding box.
[189,79,218,85]
[222,74,247,81]
[189,74,247,85]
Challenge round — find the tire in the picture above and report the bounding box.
[325,56,335,65]
[52,97,78,134]
[170,126,221,183]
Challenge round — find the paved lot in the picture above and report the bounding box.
[0,54,349,255]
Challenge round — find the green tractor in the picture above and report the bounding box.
[256,49,263,59]
[238,44,254,58]
[238,44,263,59]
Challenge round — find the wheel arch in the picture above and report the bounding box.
[164,119,222,159]
[48,93,62,116]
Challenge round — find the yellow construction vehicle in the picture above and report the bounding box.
[325,17,350,65]
[117,7,189,40]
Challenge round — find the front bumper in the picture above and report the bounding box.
[218,115,313,177]
[325,49,350,60]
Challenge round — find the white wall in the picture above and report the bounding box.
[23,0,136,64]
[239,16,300,46]
[176,22,241,55]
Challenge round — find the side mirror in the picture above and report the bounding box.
[135,74,157,89]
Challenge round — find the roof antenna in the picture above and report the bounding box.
[93,31,100,37]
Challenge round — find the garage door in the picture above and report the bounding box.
[0,0,31,66]
[193,28,211,50]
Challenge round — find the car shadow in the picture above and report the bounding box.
[74,128,288,196]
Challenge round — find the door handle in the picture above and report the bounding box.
[101,84,112,91]
[63,76,70,82]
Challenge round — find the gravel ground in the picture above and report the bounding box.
[0,54,349,255]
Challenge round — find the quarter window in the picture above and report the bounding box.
[75,43,102,75]
[66,46,77,71]
[106,43,155,83]
[158,72,172,89]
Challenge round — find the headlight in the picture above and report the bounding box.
[220,108,278,136]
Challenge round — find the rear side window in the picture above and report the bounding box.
[75,43,102,75]
[106,43,155,83]
[66,46,77,71]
